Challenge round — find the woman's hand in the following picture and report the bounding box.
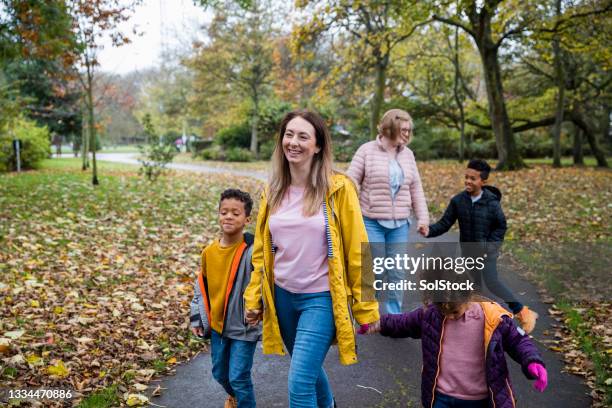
[245,309,263,326]
[417,225,429,237]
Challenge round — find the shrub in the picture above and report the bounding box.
[0,117,50,172]
[190,139,213,154]
[258,140,275,160]
[410,126,460,160]
[256,99,292,144]
[216,123,251,149]
[137,114,176,181]
[226,147,254,162]
[467,139,497,159]
[199,145,225,161]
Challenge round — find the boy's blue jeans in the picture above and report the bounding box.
[363,216,410,314]
[210,330,257,408]
[274,284,336,408]
[433,392,488,408]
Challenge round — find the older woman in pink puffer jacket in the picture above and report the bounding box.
[347,109,429,314]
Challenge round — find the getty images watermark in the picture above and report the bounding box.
[371,251,487,291]
[360,242,500,303]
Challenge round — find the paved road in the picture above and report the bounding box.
[82,154,590,407]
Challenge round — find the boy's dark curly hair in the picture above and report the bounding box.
[219,189,253,216]
[467,159,491,180]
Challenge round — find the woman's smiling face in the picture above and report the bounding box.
[282,116,320,167]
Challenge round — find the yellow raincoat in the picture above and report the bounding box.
[244,173,380,365]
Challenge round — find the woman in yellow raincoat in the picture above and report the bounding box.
[244,110,379,407]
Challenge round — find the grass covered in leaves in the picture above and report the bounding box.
[0,162,262,406]
[0,158,610,405]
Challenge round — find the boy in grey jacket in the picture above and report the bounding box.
[190,189,261,408]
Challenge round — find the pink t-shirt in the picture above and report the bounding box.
[436,302,488,400]
[269,186,330,293]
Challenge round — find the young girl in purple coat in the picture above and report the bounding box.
[361,288,548,408]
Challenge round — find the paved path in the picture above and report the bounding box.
[81,154,590,407]
[94,153,268,182]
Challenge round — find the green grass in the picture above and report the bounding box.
[524,156,610,167]
[556,301,612,406]
[1,366,18,379]
[76,385,120,408]
[173,153,270,170]
[0,158,225,242]
[40,157,138,172]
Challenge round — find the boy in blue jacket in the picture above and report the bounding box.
[420,159,538,333]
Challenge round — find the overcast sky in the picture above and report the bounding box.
[97,0,211,74]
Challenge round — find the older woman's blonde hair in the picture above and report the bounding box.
[268,110,334,217]
[377,109,414,144]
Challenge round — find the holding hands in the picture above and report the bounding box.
[357,320,381,335]
[190,326,204,337]
[417,224,429,237]
[245,309,263,326]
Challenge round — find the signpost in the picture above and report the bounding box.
[13,139,22,172]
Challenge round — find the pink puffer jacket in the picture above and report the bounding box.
[347,136,429,225]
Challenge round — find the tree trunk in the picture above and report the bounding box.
[551,0,564,168]
[551,84,565,167]
[452,28,465,162]
[583,127,608,168]
[479,43,524,170]
[571,108,609,168]
[370,60,387,138]
[602,104,611,148]
[250,97,259,156]
[573,125,584,166]
[81,117,89,170]
[87,69,99,185]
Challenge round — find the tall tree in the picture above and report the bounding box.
[516,0,611,167]
[431,0,541,169]
[67,0,140,184]
[1,1,82,141]
[294,0,430,137]
[390,22,480,159]
[189,1,275,155]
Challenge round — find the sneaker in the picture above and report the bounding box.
[224,395,237,408]
[515,306,538,334]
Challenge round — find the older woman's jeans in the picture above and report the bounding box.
[274,284,336,408]
[363,216,410,314]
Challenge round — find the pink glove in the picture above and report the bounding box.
[357,323,369,335]
[527,363,548,392]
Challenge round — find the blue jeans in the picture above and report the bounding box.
[363,216,410,314]
[433,392,488,408]
[274,284,336,408]
[210,330,257,408]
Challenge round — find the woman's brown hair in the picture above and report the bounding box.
[267,110,334,216]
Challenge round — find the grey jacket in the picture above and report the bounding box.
[189,233,261,342]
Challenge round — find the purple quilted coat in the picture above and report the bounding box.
[380,302,544,408]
